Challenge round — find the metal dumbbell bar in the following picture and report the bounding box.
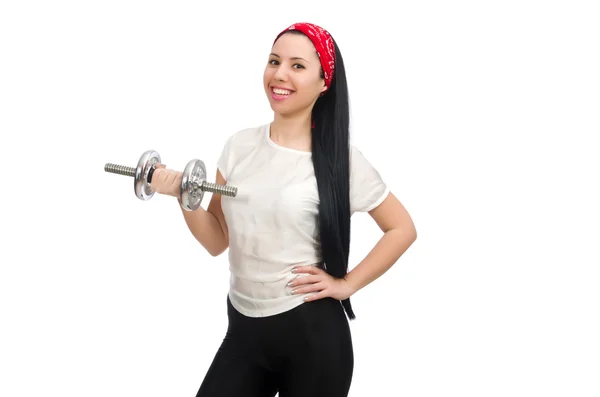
[104,150,237,211]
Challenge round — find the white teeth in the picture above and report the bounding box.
[273,88,292,95]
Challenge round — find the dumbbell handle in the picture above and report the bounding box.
[104,162,237,197]
[104,163,137,178]
[192,180,238,197]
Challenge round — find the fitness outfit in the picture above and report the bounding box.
[195,123,388,396]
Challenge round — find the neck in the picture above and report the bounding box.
[270,112,312,151]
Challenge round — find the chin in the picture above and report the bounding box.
[267,99,291,112]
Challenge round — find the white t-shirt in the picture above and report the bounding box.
[217,123,389,317]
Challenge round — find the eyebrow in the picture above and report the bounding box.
[270,53,309,63]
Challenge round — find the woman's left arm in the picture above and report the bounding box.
[290,192,417,301]
[344,192,417,294]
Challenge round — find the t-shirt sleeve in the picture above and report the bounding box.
[350,145,390,214]
[217,134,234,180]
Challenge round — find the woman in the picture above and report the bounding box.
[151,22,417,397]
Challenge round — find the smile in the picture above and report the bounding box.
[271,87,295,100]
[273,88,293,95]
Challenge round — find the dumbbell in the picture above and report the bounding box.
[104,150,237,211]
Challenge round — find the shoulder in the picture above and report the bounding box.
[349,144,361,158]
[348,143,389,213]
[348,144,386,187]
[349,144,373,170]
[223,123,267,149]
[217,124,268,179]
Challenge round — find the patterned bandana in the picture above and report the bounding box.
[273,22,336,89]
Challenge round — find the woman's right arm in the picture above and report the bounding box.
[151,166,229,257]
[178,169,229,257]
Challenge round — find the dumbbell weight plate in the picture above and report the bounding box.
[180,159,206,211]
[135,150,161,200]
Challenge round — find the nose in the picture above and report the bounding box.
[273,64,288,82]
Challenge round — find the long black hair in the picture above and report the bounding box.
[287,30,355,320]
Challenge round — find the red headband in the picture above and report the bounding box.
[274,22,336,89]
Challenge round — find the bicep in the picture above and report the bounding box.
[368,192,416,237]
[206,169,229,242]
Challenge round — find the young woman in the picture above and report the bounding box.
[151,22,417,397]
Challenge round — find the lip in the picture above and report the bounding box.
[270,86,295,101]
[271,85,295,92]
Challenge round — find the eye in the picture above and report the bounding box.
[293,64,305,69]
[269,59,279,65]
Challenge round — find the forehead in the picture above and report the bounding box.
[271,32,318,59]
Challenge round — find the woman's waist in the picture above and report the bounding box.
[228,256,320,283]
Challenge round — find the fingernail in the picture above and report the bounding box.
[287,281,294,287]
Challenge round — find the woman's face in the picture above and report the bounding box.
[263,32,327,118]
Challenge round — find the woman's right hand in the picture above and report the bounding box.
[150,164,183,197]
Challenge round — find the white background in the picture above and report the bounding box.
[1,0,599,396]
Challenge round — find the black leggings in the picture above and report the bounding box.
[195,295,354,397]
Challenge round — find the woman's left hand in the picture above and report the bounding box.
[288,265,356,302]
